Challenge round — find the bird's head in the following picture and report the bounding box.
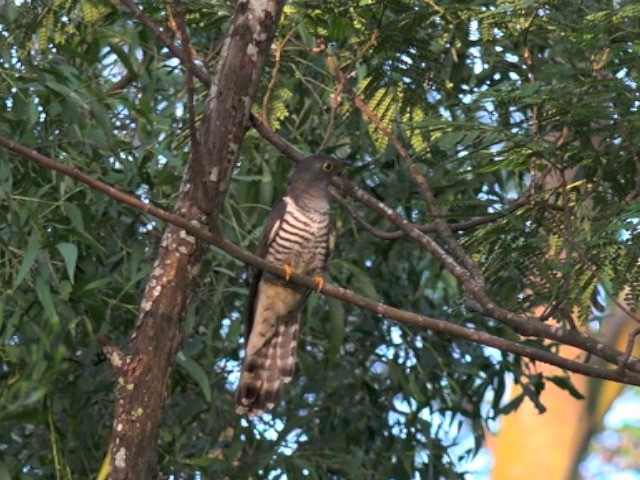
[288,154,349,192]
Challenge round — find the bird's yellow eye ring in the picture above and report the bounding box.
[322,161,333,171]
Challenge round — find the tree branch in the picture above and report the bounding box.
[332,188,533,240]
[3,135,640,387]
[312,60,640,374]
[619,326,640,372]
[97,334,128,374]
[249,109,640,377]
[112,0,457,253]
[331,59,486,286]
[82,0,640,379]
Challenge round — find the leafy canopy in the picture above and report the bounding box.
[1,0,640,478]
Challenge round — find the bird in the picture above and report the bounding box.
[235,154,347,417]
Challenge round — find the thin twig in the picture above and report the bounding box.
[334,191,532,240]
[262,35,289,129]
[619,326,640,372]
[107,71,135,95]
[331,191,403,240]
[250,114,640,369]
[166,3,207,65]
[250,113,304,162]
[171,0,198,153]
[317,60,346,152]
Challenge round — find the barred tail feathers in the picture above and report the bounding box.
[235,318,300,416]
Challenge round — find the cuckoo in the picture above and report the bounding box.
[235,154,346,417]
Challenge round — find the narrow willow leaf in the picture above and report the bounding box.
[56,242,78,284]
[35,276,60,328]
[326,297,345,364]
[13,231,40,289]
[176,352,212,403]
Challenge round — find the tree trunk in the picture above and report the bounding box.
[99,1,286,478]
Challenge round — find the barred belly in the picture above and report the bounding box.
[265,196,330,275]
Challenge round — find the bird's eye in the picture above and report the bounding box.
[322,161,333,172]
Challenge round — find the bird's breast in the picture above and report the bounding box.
[266,197,330,274]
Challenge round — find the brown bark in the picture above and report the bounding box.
[99,1,286,478]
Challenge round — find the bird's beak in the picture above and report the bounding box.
[334,159,350,173]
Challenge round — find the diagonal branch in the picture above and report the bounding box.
[250,107,640,376]
[331,59,485,286]
[107,1,640,378]
[332,185,533,240]
[3,135,640,386]
[116,0,445,248]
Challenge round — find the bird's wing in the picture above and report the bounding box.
[259,197,287,257]
[244,198,287,342]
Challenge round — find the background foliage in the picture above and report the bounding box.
[1,0,640,478]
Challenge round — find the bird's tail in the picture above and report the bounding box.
[235,318,300,417]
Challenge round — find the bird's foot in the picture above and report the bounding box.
[313,275,324,292]
[283,264,293,281]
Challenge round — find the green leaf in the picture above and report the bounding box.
[176,352,212,403]
[0,1,18,22]
[408,372,427,403]
[35,276,60,327]
[547,375,585,400]
[0,459,10,480]
[58,280,73,301]
[64,202,85,231]
[81,277,112,292]
[521,375,547,414]
[259,161,274,208]
[56,242,78,283]
[296,21,314,48]
[0,406,45,424]
[0,158,12,201]
[436,131,465,151]
[328,16,349,42]
[228,314,243,344]
[336,261,380,300]
[13,231,41,289]
[325,297,345,364]
[497,391,525,415]
[24,385,47,406]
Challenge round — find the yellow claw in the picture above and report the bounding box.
[283,264,293,281]
[313,275,324,292]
